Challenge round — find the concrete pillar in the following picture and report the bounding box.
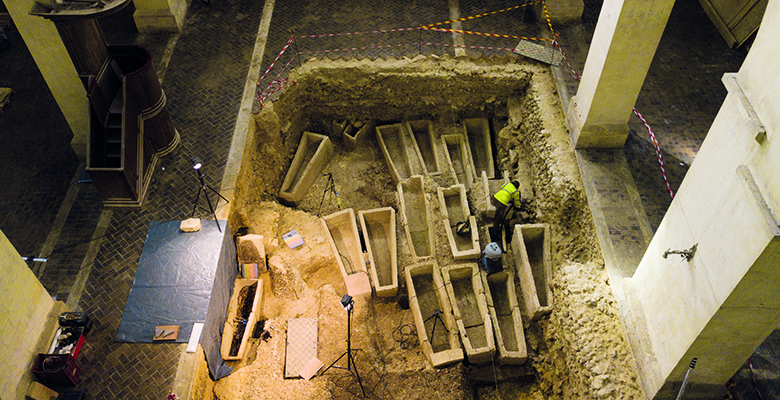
[0,229,58,400]
[626,1,780,397]
[5,0,89,160]
[133,0,187,33]
[540,0,584,24]
[566,0,675,148]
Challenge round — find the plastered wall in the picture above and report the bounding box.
[0,230,58,400]
[630,0,780,397]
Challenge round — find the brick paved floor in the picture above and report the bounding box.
[38,183,103,301]
[71,0,266,398]
[2,0,777,398]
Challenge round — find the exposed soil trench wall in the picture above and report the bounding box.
[225,56,644,400]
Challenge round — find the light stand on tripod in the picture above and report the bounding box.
[424,309,449,345]
[321,294,366,397]
[317,172,342,217]
[190,156,229,232]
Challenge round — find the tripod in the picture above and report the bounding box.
[424,309,449,345]
[322,299,366,397]
[317,172,342,217]
[191,168,228,232]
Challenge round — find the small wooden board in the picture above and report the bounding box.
[345,271,372,297]
[299,357,324,381]
[154,325,180,341]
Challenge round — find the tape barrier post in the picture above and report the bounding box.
[256,35,295,108]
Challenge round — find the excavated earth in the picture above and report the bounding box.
[189,55,645,399]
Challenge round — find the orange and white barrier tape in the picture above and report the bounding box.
[297,43,417,54]
[423,27,551,41]
[256,35,295,103]
[634,108,674,199]
[422,0,543,29]
[295,27,421,39]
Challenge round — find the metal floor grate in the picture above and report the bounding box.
[514,40,564,66]
[285,318,318,378]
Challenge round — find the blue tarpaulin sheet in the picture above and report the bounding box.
[116,219,237,379]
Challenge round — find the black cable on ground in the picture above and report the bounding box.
[366,294,390,400]
[392,323,417,350]
[47,234,107,258]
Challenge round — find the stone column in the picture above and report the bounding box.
[133,0,187,33]
[0,229,60,400]
[567,0,674,148]
[5,0,89,160]
[626,1,780,397]
[540,0,584,25]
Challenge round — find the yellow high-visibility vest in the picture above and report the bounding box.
[494,182,521,207]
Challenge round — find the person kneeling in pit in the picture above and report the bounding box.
[480,242,503,275]
[491,180,522,242]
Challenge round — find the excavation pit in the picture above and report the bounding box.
[216,56,645,400]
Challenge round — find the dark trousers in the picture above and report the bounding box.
[490,197,508,243]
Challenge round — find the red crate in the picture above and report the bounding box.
[31,354,81,388]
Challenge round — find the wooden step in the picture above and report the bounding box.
[106,128,121,144]
[108,89,123,114]
[106,113,122,129]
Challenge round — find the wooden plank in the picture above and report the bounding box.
[153,325,180,341]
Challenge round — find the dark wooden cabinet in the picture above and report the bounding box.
[698,0,768,47]
[31,0,179,208]
[86,45,179,208]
